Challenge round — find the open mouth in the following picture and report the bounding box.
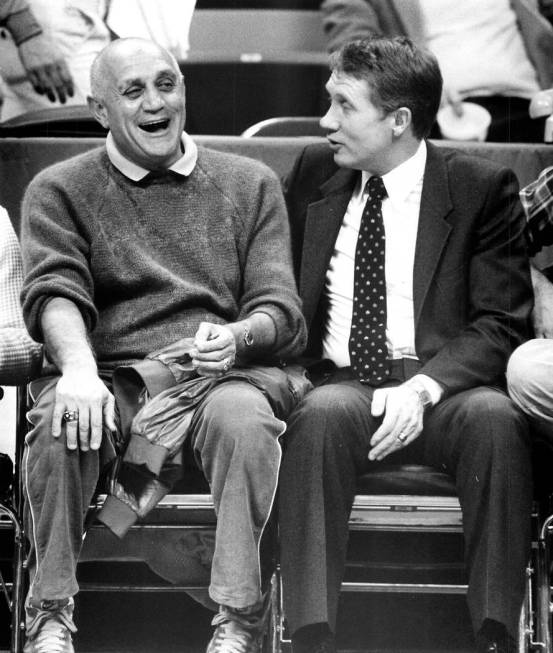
[139,119,170,133]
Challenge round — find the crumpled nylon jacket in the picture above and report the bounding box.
[97,337,312,537]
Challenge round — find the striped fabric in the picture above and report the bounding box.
[0,206,42,385]
[520,165,553,256]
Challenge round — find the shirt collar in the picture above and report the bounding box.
[361,140,427,203]
[106,131,198,181]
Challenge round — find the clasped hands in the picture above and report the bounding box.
[368,383,427,462]
[52,322,237,450]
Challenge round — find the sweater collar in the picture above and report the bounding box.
[106,131,198,182]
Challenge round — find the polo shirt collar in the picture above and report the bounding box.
[106,131,198,181]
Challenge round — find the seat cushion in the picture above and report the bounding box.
[357,464,457,497]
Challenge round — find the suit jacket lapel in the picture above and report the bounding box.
[300,168,357,328]
[413,143,454,327]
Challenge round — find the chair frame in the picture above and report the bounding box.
[241,117,325,138]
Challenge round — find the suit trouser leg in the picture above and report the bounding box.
[279,381,378,635]
[422,386,532,640]
[23,376,100,603]
[279,382,532,641]
[189,380,285,610]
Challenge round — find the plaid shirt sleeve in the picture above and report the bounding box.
[0,207,42,384]
[520,165,553,256]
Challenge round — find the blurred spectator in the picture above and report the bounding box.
[0,0,197,120]
[0,0,75,114]
[320,0,553,142]
[507,166,553,447]
[519,165,553,338]
[107,0,196,61]
[0,0,110,120]
[0,206,41,384]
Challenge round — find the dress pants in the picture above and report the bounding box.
[279,371,532,641]
[23,375,284,610]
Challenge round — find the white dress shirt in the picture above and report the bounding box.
[322,141,442,403]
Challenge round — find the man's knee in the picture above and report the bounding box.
[507,339,553,422]
[197,382,283,457]
[450,388,530,459]
[285,383,372,453]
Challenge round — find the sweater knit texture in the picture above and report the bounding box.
[21,145,306,369]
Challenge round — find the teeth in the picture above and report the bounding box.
[140,120,169,133]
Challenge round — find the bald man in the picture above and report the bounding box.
[19,38,306,653]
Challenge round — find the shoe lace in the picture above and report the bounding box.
[29,619,72,653]
[210,613,259,653]
[26,601,76,653]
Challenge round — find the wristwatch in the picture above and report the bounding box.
[407,379,433,410]
[243,322,254,348]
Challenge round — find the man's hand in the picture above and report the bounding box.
[51,369,115,451]
[531,265,553,337]
[18,34,74,103]
[190,322,237,377]
[368,384,425,461]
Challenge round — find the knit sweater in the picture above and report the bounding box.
[21,145,306,369]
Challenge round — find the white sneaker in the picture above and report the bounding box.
[206,598,270,653]
[24,598,76,653]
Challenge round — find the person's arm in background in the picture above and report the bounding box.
[0,207,41,384]
[320,0,383,52]
[530,264,553,337]
[0,0,73,103]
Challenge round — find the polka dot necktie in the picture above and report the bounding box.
[349,175,390,385]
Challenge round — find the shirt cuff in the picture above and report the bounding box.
[411,373,444,406]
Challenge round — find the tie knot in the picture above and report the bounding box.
[366,176,387,202]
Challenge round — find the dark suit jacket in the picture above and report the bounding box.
[285,141,533,396]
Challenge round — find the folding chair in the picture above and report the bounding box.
[0,106,106,138]
[241,117,326,138]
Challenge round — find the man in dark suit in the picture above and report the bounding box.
[279,37,534,653]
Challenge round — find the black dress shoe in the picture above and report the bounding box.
[476,629,517,653]
[291,624,336,653]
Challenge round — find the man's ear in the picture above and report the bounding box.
[391,107,412,137]
[87,96,109,129]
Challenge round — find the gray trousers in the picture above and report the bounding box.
[23,375,284,610]
[279,373,532,641]
[507,338,553,434]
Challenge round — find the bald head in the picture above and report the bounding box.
[87,37,186,171]
[90,38,181,103]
